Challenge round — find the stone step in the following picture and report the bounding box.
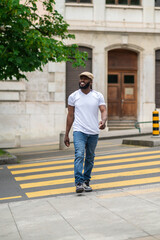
[108,121,136,131]
[108,121,136,124]
[109,126,135,131]
[108,123,136,127]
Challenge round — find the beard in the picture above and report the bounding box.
[79,82,90,89]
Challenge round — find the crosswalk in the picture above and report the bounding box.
[7,149,160,199]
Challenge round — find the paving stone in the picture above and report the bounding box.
[129,236,157,240]
[0,204,21,240]
[9,199,83,240]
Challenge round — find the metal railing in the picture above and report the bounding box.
[135,121,160,133]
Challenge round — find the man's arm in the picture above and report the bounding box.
[99,105,107,130]
[64,105,75,147]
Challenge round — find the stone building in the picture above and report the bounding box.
[0,0,160,143]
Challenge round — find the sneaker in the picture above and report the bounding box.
[76,183,84,193]
[83,180,92,192]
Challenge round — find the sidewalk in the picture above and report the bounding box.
[1,184,160,240]
[0,128,152,149]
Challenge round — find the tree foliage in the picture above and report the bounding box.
[0,0,88,80]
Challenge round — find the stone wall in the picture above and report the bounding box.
[0,64,66,143]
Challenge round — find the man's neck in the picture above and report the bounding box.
[80,87,91,95]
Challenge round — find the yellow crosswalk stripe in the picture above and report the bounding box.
[15,171,73,181]
[10,155,160,175]
[21,178,74,188]
[20,167,160,189]
[92,160,160,173]
[11,164,72,174]
[26,187,75,197]
[93,177,160,190]
[8,149,160,169]
[8,159,74,169]
[0,196,22,201]
[26,176,160,198]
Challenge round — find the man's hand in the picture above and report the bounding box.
[99,120,106,130]
[99,105,107,130]
[64,105,74,147]
[64,135,70,147]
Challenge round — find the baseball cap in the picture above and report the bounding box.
[79,72,94,80]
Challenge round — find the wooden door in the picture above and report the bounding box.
[108,71,137,120]
[121,72,137,119]
[108,72,121,119]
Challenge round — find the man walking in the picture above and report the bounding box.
[64,72,107,193]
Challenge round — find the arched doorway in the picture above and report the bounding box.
[66,46,92,106]
[108,49,138,121]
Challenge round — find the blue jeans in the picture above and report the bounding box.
[73,131,98,185]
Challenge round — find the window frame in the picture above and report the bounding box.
[106,0,141,5]
[155,0,160,7]
[66,0,92,3]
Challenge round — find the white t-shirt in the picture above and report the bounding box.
[68,89,106,135]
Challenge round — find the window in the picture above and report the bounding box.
[66,0,92,3]
[108,75,118,84]
[106,0,140,5]
[155,0,160,7]
[155,50,160,108]
[124,75,134,84]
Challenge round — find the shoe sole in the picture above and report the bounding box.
[76,188,84,193]
[84,189,92,192]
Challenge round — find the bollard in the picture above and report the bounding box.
[59,131,66,150]
[15,135,21,148]
[152,110,159,136]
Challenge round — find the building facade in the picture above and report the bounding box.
[0,0,160,143]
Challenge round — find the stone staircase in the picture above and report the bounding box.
[108,120,137,131]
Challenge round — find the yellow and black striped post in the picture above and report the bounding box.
[153,110,159,136]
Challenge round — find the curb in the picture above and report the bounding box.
[99,132,152,140]
[0,151,18,165]
[122,139,158,147]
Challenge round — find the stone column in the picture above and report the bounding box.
[142,51,155,122]
[92,47,108,132]
[92,50,106,98]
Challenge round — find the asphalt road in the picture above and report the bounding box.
[1,138,160,204]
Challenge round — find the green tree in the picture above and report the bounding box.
[0,0,87,81]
